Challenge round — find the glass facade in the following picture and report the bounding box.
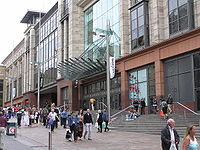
[82,76,121,110]
[168,0,194,35]
[35,12,58,88]
[130,0,149,52]
[128,65,155,107]
[84,0,120,60]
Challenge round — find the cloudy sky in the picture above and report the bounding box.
[0,0,57,64]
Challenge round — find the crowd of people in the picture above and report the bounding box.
[0,104,110,144]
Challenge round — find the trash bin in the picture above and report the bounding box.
[6,121,16,136]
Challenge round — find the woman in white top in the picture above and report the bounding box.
[182,125,199,150]
[23,109,29,126]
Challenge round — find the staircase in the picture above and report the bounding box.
[110,112,200,138]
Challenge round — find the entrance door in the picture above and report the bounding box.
[195,88,200,111]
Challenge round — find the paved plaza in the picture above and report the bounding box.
[4,124,167,150]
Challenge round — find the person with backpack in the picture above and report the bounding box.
[160,96,168,120]
[102,109,109,132]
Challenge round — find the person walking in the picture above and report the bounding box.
[77,109,84,139]
[182,125,199,150]
[140,98,146,115]
[68,112,78,142]
[48,109,57,132]
[96,110,103,133]
[152,97,158,114]
[102,109,109,132]
[16,109,23,127]
[0,112,7,150]
[160,98,168,120]
[161,118,180,150]
[167,94,173,115]
[83,109,93,140]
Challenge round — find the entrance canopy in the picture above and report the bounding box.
[58,29,120,81]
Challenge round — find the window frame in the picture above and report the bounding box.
[168,0,194,36]
[130,0,149,52]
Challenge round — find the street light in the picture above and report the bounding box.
[94,20,112,122]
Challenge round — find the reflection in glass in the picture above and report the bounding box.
[193,53,200,69]
[179,17,188,31]
[169,0,177,11]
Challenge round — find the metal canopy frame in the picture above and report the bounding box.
[58,29,120,81]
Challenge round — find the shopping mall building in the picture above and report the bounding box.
[2,0,200,113]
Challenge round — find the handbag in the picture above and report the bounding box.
[102,122,106,129]
[95,122,98,128]
[169,143,177,150]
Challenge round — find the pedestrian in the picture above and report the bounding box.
[83,109,93,140]
[152,97,158,114]
[182,125,199,150]
[160,97,168,120]
[0,112,7,150]
[16,109,23,127]
[77,109,84,139]
[167,94,173,115]
[102,109,109,132]
[161,118,180,150]
[96,110,103,133]
[23,108,30,126]
[68,112,78,142]
[140,98,146,115]
[61,109,67,128]
[48,109,57,132]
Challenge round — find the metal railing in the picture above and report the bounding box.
[110,105,133,119]
[175,102,200,126]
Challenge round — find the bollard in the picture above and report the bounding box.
[14,123,17,138]
[48,130,52,150]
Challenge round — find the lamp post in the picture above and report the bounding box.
[94,20,112,122]
[106,20,111,122]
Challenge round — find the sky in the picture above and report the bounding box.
[0,0,57,64]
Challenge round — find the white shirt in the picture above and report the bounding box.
[49,112,57,121]
[169,126,177,150]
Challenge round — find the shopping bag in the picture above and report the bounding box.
[102,122,106,129]
[95,122,98,128]
[160,110,164,117]
[169,143,177,150]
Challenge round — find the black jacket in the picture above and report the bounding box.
[161,125,180,150]
[83,113,93,124]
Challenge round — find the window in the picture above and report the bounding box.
[130,1,149,52]
[168,0,194,35]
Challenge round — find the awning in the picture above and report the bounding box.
[58,57,106,81]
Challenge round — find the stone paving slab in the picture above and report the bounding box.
[15,124,163,150]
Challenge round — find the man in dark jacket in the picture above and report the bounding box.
[161,119,180,150]
[83,109,93,140]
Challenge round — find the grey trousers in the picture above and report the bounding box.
[0,127,5,149]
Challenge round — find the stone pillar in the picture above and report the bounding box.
[63,19,68,60]
[68,0,84,58]
[30,28,35,91]
[120,64,129,108]
[155,59,164,99]
[57,0,64,79]
[120,0,130,56]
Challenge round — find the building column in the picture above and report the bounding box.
[120,0,130,56]
[155,60,164,99]
[120,69,129,109]
[63,19,68,60]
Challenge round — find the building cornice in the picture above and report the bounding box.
[77,0,99,9]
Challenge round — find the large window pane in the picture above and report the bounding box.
[169,9,178,22]
[169,21,178,34]
[194,70,200,88]
[132,20,137,30]
[138,36,144,47]
[138,5,144,16]
[179,16,188,31]
[169,0,178,11]
[178,0,187,7]
[131,39,137,49]
[138,16,144,26]
[193,53,200,69]
[138,69,147,82]
[178,4,187,18]
[131,10,137,20]
[132,29,138,39]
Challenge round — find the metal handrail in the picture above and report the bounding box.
[99,102,107,108]
[176,102,200,116]
[111,105,133,119]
